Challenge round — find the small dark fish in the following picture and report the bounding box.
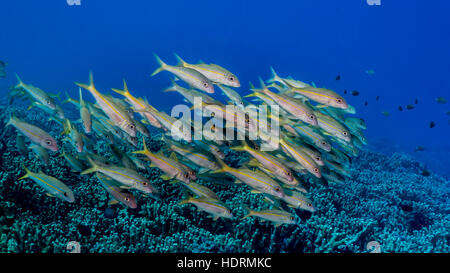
[364,101,368,106]
[381,111,390,117]
[399,203,413,212]
[421,169,431,177]
[343,89,347,94]
[335,75,341,81]
[435,97,447,104]
[406,104,415,110]
[351,91,359,96]
[429,121,435,128]
[414,146,425,152]
[414,98,418,105]
[446,111,450,116]
[398,106,403,111]
[376,96,380,101]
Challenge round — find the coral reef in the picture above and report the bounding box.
[0,103,448,253]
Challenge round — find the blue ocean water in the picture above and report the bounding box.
[0,0,449,253]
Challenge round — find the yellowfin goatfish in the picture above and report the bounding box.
[281,189,315,212]
[289,122,331,152]
[151,54,215,94]
[163,135,219,172]
[314,111,351,143]
[79,87,92,134]
[81,156,157,194]
[175,54,240,87]
[18,165,75,202]
[212,157,285,199]
[7,113,58,152]
[231,141,297,186]
[96,173,137,209]
[62,119,84,153]
[133,138,192,184]
[252,78,318,126]
[75,73,137,137]
[180,181,219,200]
[241,206,296,227]
[29,144,49,166]
[282,81,348,110]
[217,84,244,107]
[279,136,322,178]
[178,196,233,220]
[164,79,222,105]
[111,80,162,130]
[15,74,57,110]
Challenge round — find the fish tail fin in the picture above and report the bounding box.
[18,164,31,180]
[267,66,282,84]
[178,195,194,205]
[210,155,231,174]
[80,156,98,175]
[14,73,24,89]
[240,205,255,221]
[163,78,179,92]
[111,79,131,97]
[132,137,150,155]
[151,54,168,77]
[173,53,187,67]
[62,91,73,104]
[6,112,15,127]
[75,71,95,92]
[230,140,250,152]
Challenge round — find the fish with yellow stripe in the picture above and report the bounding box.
[151,54,214,94]
[7,113,58,152]
[178,196,233,221]
[133,138,192,184]
[212,156,285,199]
[18,165,74,203]
[241,206,296,227]
[75,72,137,137]
[96,173,137,209]
[175,54,240,87]
[81,156,157,194]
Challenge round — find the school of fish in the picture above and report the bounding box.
[6,54,368,227]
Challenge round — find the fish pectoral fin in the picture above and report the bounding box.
[46,193,55,198]
[160,174,172,181]
[250,190,262,194]
[234,180,243,184]
[119,186,132,190]
[108,199,119,205]
[213,216,219,221]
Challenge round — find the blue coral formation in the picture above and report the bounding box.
[0,103,448,253]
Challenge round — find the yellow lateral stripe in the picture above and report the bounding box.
[189,65,224,76]
[32,174,65,194]
[282,141,313,169]
[256,211,289,218]
[18,122,41,139]
[233,169,274,189]
[194,199,225,210]
[294,88,336,100]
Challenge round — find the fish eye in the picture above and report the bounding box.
[275,187,280,192]
[63,192,68,197]
[184,173,189,178]
[309,115,315,120]
[290,216,294,220]
[321,142,327,145]
[129,124,135,129]
[308,203,312,207]
[229,76,234,81]
[45,140,52,145]
[189,171,195,175]
[314,168,319,173]
[124,197,130,201]
[203,82,209,88]
[142,182,148,186]
[343,132,348,136]
[286,172,291,176]
[46,100,51,105]
[316,157,321,161]
[337,98,343,104]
